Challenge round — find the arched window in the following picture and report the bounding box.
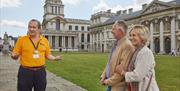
[75,26,78,30]
[154,38,160,53]
[56,19,60,30]
[165,37,171,54]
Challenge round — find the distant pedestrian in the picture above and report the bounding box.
[59,48,62,52]
[171,49,176,56]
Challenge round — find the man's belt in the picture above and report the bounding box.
[21,65,45,71]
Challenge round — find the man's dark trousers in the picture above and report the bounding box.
[17,66,47,91]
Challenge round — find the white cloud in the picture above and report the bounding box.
[110,0,151,13]
[92,0,174,14]
[41,0,89,5]
[0,20,26,29]
[62,0,89,5]
[92,0,110,13]
[0,0,22,8]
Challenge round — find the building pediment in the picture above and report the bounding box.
[43,16,66,25]
[141,0,171,15]
[50,16,66,22]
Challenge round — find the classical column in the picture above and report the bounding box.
[78,33,81,50]
[48,35,52,48]
[150,22,154,52]
[48,22,51,29]
[104,31,107,52]
[93,33,95,51]
[53,23,56,30]
[62,36,65,48]
[84,33,87,50]
[100,32,102,52]
[160,20,164,53]
[68,36,72,49]
[171,17,176,50]
[90,33,93,51]
[55,36,59,49]
[95,33,98,51]
[96,32,99,51]
[60,23,63,31]
[73,37,77,49]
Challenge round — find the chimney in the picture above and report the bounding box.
[128,8,133,13]
[142,4,147,9]
[107,9,111,13]
[123,10,127,14]
[116,10,121,15]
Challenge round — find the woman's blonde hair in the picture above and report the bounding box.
[129,24,150,45]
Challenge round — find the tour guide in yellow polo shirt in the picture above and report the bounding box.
[11,19,62,91]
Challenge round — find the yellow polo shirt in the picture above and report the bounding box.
[13,35,51,67]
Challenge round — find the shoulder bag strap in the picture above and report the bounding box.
[145,74,153,91]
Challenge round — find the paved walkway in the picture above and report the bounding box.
[0,53,87,91]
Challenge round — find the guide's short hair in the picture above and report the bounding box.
[29,19,41,29]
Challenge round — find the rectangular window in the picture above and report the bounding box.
[81,26,84,31]
[87,27,90,31]
[87,34,90,42]
[69,25,72,30]
[75,26,78,30]
[81,34,84,42]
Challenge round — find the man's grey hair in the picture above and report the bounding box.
[113,20,128,34]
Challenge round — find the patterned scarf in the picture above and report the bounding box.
[127,45,144,91]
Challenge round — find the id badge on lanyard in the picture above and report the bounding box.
[33,50,39,59]
[29,37,41,59]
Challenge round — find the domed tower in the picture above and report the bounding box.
[44,0,64,19]
[42,0,65,31]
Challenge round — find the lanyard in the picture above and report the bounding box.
[29,37,41,50]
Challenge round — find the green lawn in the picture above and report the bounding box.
[46,52,180,91]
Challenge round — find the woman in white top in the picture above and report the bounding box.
[116,25,159,91]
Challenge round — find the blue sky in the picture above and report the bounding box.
[0,0,172,38]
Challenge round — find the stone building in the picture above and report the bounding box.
[42,0,180,54]
[42,0,90,51]
[90,0,180,54]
